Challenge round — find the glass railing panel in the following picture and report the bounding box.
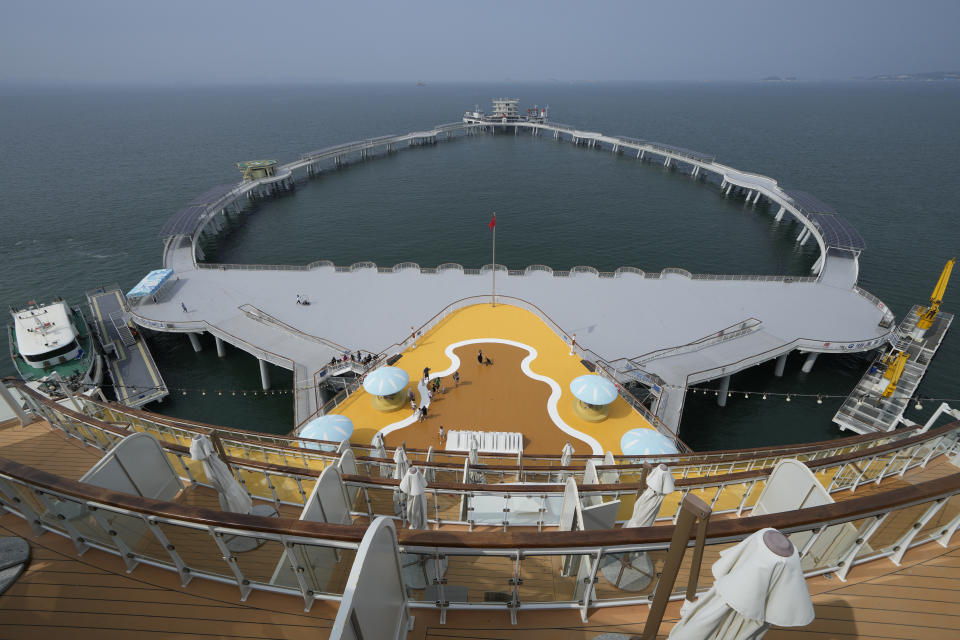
[157,520,242,578]
[591,547,665,603]
[228,536,290,587]
[441,552,515,604]
[917,494,960,542]
[854,503,929,559]
[430,491,464,525]
[517,552,578,605]
[794,517,870,573]
[96,507,177,565]
[401,549,448,603]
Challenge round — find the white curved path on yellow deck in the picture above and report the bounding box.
[373,338,604,454]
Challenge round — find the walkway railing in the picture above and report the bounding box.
[2,449,959,619]
[10,381,960,531]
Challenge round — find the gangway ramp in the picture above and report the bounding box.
[87,287,169,408]
[834,305,953,434]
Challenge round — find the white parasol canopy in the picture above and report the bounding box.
[569,374,618,405]
[468,436,485,484]
[299,414,354,452]
[423,446,436,482]
[190,435,252,514]
[627,464,675,527]
[399,467,428,529]
[668,528,815,639]
[362,366,409,396]
[392,446,410,516]
[560,442,575,466]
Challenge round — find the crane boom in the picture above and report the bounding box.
[916,258,955,332]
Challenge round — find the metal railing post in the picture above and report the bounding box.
[641,494,711,640]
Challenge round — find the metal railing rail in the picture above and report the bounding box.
[12,382,960,532]
[1,451,958,619]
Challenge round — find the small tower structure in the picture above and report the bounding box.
[491,98,520,121]
[236,159,278,182]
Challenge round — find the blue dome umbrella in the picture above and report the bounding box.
[362,366,410,410]
[569,374,618,421]
[619,428,678,457]
[300,414,355,452]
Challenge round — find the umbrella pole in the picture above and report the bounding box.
[640,494,711,640]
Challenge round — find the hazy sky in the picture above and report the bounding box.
[2,1,958,84]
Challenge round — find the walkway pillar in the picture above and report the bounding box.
[215,336,226,358]
[0,382,30,427]
[753,190,762,204]
[720,178,727,189]
[774,353,788,377]
[775,206,786,221]
[188,332,203,352]
[717,375,730,407]
[746,190,753,202]
[725,184,733,196]
[259,358,270,390]
[801,352,819,374]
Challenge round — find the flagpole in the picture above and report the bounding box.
[491,211,496,307]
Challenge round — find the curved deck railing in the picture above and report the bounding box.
[2,450,958,619]
[9,380,960,533]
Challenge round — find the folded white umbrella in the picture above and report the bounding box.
[560,442,574,466]
[399,467,429,529]
[371,433,389,478]
[628,464,675,527]
[423,446,436,483]
[668,528,815,640]
[600,464,676,591]
[190,435,252,514]
[468,437,485,484]
[392,446,410,515]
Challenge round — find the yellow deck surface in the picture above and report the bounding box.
[332,303,656,454]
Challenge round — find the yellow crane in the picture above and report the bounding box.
[879,349,910,398]
[914,258,955,338]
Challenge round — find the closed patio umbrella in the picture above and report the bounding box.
[190,435,252,514]
[399,467,428,529]
[600,464,675,591]
[668,528,815,640]
[371,432,388,477]
[392,446,410,515]
[468,436,485,484]
[423,446,436,483]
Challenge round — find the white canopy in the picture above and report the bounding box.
[190,435,252,514]
[363,366,409,396]
[668,528,814,639]
[569,374,618,405]
[399,467,429,530]
[560,442,575,466]
[626,465,675,528]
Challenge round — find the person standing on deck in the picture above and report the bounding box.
[453,371,460,387]
[477,349,483,365]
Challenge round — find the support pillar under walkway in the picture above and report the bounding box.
[259,359,270,390]
[801,352,819,374]
[717,375,730,407]
[215,336,226,358]
[188,332,203,352]
[774,353,788,377]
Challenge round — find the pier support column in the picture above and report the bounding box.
[725,184,733,196]
[215,336,226,358]
[774,353,788,377]
[746,190,754,202]
[811,254,824,274]
[664,157,671,167]
[720,178,727,189]
[753,191,762,204]
[0,382,30,427]
[259,359,270,390]
[801,352,819,374]
[717,375,731,407]
[797,228,809,243]
[775,206,786,221]
[800,230,811,246]
[188,332,203,353]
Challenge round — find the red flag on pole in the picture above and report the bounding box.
[488,213,496,230]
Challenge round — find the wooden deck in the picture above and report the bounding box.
[2,418,959,637]
[2,509,958,639]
